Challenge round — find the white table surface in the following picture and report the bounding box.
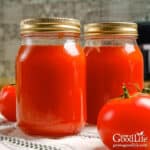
[0,118,108,150]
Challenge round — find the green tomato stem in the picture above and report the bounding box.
[122,85,130,98]
[142,88,150,94]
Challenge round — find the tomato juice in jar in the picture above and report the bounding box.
[16,18,86,136]
[84,22,144,124]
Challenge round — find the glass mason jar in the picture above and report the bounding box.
[16,18,86,136]
[84,22,144,124]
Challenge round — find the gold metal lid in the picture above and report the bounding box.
[84,22,138,37]
[20,18,80,34]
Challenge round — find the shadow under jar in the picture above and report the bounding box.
[84,22,144,124]
[16,18,86,136]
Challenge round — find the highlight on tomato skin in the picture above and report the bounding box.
[97,86,150,150]
[0,85,16,122]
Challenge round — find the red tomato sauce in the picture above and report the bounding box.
[85,45,144,124]
[16,45,86,136]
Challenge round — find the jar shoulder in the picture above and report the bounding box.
[84,44,142,55]
[16,44,85,63]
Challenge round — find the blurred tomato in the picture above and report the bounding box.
[0,85,16,121]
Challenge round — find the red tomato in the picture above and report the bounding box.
[97,86,150,150]
[0,85,16,121]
